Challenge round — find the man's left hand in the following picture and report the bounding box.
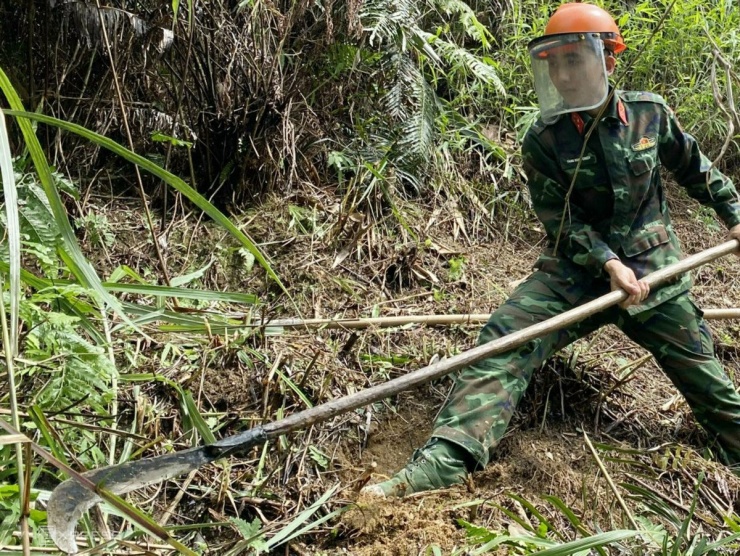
[731,223,740,256]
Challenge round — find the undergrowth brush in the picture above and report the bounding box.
[1,0,740,554]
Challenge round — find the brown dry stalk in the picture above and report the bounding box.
[247,308,740,330]
[93,0,173,289]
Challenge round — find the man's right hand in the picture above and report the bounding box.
[603,259,650,308]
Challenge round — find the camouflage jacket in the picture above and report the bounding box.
[522,89,740,314]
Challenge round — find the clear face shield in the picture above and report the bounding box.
[528,33,609,124]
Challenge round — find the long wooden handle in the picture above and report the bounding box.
[259,308,740,330]
[214,239,740,448]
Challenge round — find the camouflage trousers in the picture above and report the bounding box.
[433,272,740,469]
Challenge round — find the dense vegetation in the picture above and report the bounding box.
[1,0,740,554]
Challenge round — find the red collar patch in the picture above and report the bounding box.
[570,112,585,135]
[617,99,629,126]
[570,99,629,134]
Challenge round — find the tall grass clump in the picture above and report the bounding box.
[0,66,280,550]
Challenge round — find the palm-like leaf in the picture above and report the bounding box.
[362,0,420,46]
[399,75,437,162]
[435,0,494,48]
[57,0,173,52]
[418,30,505,93]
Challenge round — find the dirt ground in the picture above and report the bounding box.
[93,178,740,555]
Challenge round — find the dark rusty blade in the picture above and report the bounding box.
[47,427,267,553]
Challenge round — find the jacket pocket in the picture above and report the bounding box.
[622,222,669,257]
[628,150,657,176]
[626,149,658,201]
[559,153,605,190]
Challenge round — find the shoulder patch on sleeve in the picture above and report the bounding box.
[620,90,666,106]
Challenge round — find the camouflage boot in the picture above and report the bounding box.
[361,438,471,498]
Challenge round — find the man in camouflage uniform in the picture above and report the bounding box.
[364,2,740,498]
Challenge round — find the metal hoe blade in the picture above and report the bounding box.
[47,428,267,553]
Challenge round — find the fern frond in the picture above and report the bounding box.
[21,181,60,246]
[382,53,419,120]
[361,0,420,47]
[398,75,437,163]
[384,79,408,121]
[31,322,116,415]
[434,0,494,48]
[418,30,505,94]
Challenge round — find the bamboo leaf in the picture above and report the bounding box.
[0,68,138,337]
[0,109,19,356]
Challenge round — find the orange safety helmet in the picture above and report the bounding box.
[543,3,626,54]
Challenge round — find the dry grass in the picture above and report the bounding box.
[64,174,740,554]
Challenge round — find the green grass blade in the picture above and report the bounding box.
[266,485,338,548]
[507,492,563,540]
[4,108,289,299]
[672,472,703,556]
[117,301,262,335]
[522,529,640,555]
[0,109,19,356]
[0,69,143,342]
[177,388,217,444]
[275,370,313,408]
[272,505,348,547]
[27,406,72,467]
[620,482,681,529]
[103,282,258,304]
[2,262,257,304]
[702,531,740,551]
[491,502,537,534]
[542,494,597,542]
[0,260,258,342]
